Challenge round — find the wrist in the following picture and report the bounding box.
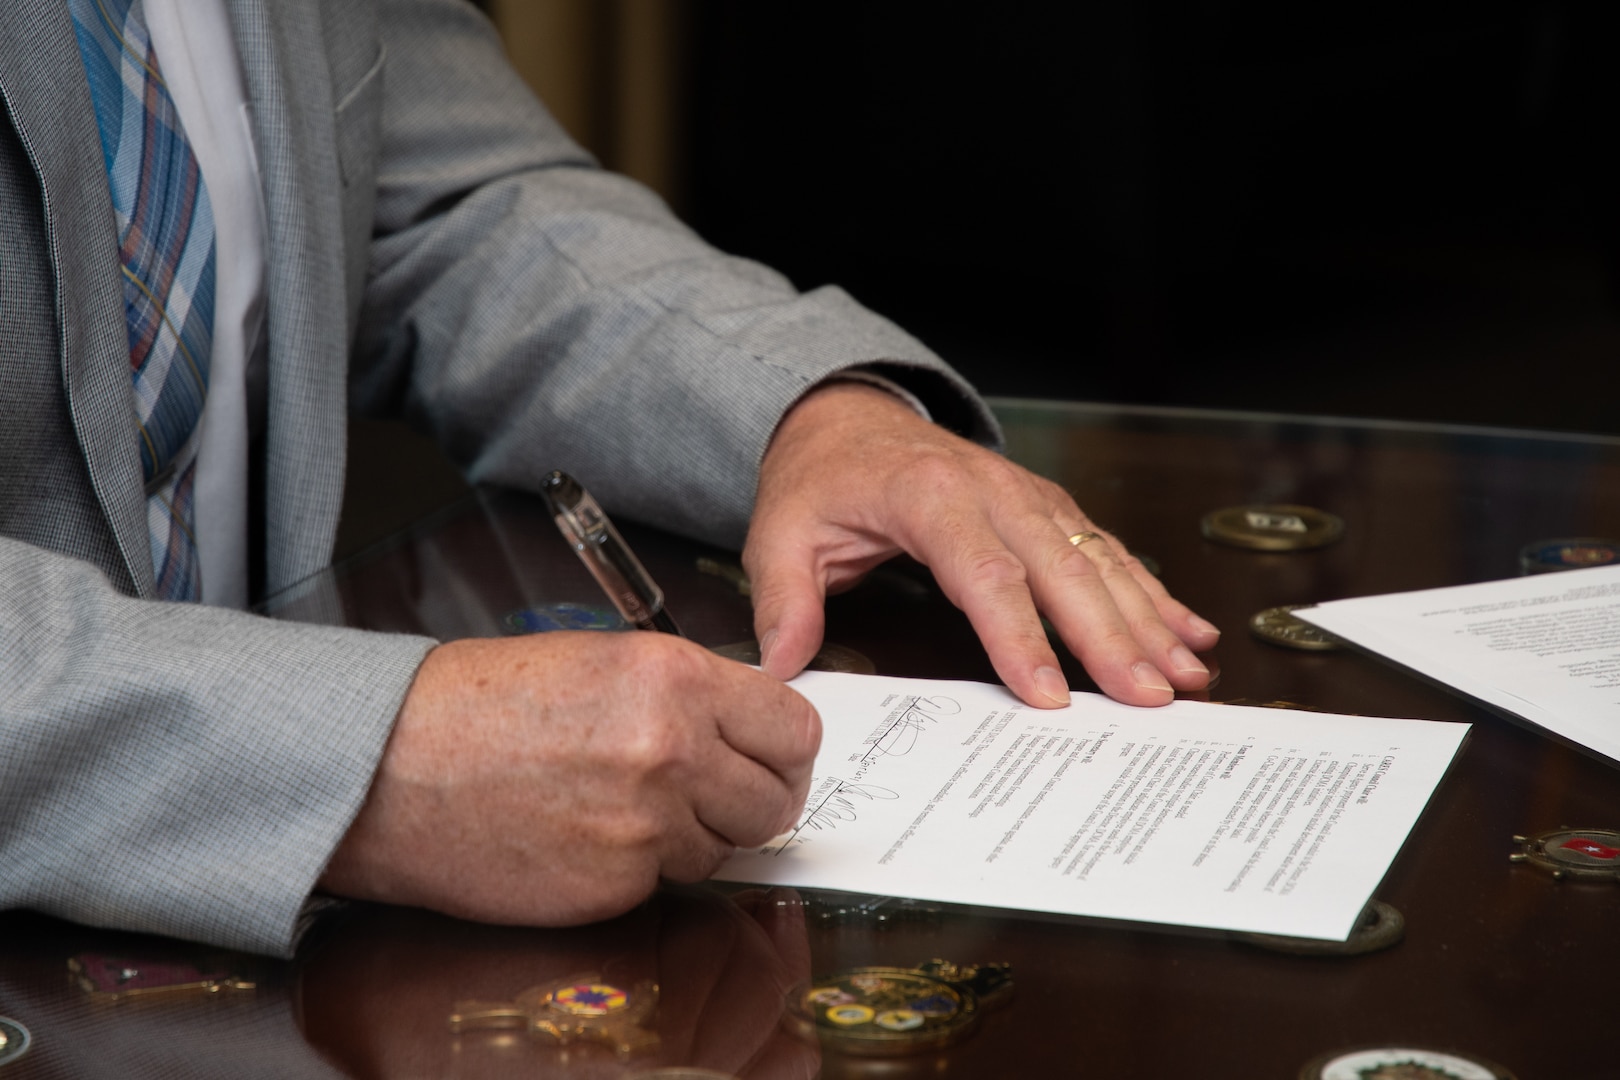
[770,379,925,452]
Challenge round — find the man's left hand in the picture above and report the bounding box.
[744,382,1220,708]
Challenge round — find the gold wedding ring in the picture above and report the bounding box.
[1067,531,1101,547]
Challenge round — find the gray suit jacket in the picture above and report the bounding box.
[0,0,994,956]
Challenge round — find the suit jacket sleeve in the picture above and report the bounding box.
[0,0,441,958]
[350,0,1001,550]
[0,537,434,957]
[0,0,997,960]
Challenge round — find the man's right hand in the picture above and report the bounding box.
[318,632,821,926]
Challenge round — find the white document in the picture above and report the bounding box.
[716,672,1467,940]
[1297,564,1620,765]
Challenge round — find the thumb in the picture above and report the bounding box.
[745,531,828,683]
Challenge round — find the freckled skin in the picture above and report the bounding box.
[321,382,1215,928]
[322,632,821,926]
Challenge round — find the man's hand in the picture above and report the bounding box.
[746,382,1221,708]
[319,632,821,925]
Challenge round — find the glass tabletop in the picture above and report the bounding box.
[7,401,1616,1079]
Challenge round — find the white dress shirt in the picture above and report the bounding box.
[144,0,266,609]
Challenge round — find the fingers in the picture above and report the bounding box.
[923,528,1073,708]
[1025,524,1209,704]
[747,382,1221,711]
[694,688,821,843]
[1120,552,1224,652]
[703,648,823,785]
[1060,517,1222,653]
[742,521,829,682]
[637,647,818,861]
[323,633,824,928]
[916,493,1216,708]
[923,517,1170,708]
[620,645,817,863]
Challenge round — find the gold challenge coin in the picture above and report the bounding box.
[1202,505,1344,552]
[1249,605,1343,652]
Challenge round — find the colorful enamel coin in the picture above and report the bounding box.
[783,959,1011,1056]
[825,1004,876,1026]
[503,603,627,634]
[449,970,658,1058]
[1518,538,1620,575]
[875,1009,925,1031]
[68,953,256,999]
[1510,827,1620,882]
[551,983,629,1016]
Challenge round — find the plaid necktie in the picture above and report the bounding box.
[69,0,217,601]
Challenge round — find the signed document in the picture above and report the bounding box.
[716,672,1467,940]
[1297,564,1620,765]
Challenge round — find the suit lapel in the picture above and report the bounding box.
[0,0,153,596]
[227,0,350,594]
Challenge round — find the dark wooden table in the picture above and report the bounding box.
[4,400,1618,1079]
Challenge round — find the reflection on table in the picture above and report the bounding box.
[5,401,1619,1078]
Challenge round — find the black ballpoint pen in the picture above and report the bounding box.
[539,470,684,636]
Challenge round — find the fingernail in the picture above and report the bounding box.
[1132,662,1173,694]
[759,627,779,672]
[1033,665,1070,706]
[1170,645,1208,676]
[1188,615,1221,638]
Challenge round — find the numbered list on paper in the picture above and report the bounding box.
[715,672,1466,940]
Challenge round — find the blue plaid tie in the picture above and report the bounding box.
[69,0,217,601]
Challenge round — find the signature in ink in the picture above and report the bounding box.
[773,781,900,852]
[862,696,962,762]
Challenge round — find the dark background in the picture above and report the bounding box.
[342,1,1620,557]
[682,1,1620,433]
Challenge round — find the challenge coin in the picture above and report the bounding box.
[0,1017,30,1067]
[550,983,629,1016]
[449,971,658,1058]
[68,953,256,999]
[1518,538,1620,575]
[1202,505,1344,552]
[783,960,1011,1056]
[504,603,627,634]
[1299,1045,1516,1080]
[825,1004,876,1026]
[1509,827,1620,882]
[1238,900,1404,956]
[1249,605,1343,651]
[710,640,876,675]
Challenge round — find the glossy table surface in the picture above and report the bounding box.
[5,400,1620,1079]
